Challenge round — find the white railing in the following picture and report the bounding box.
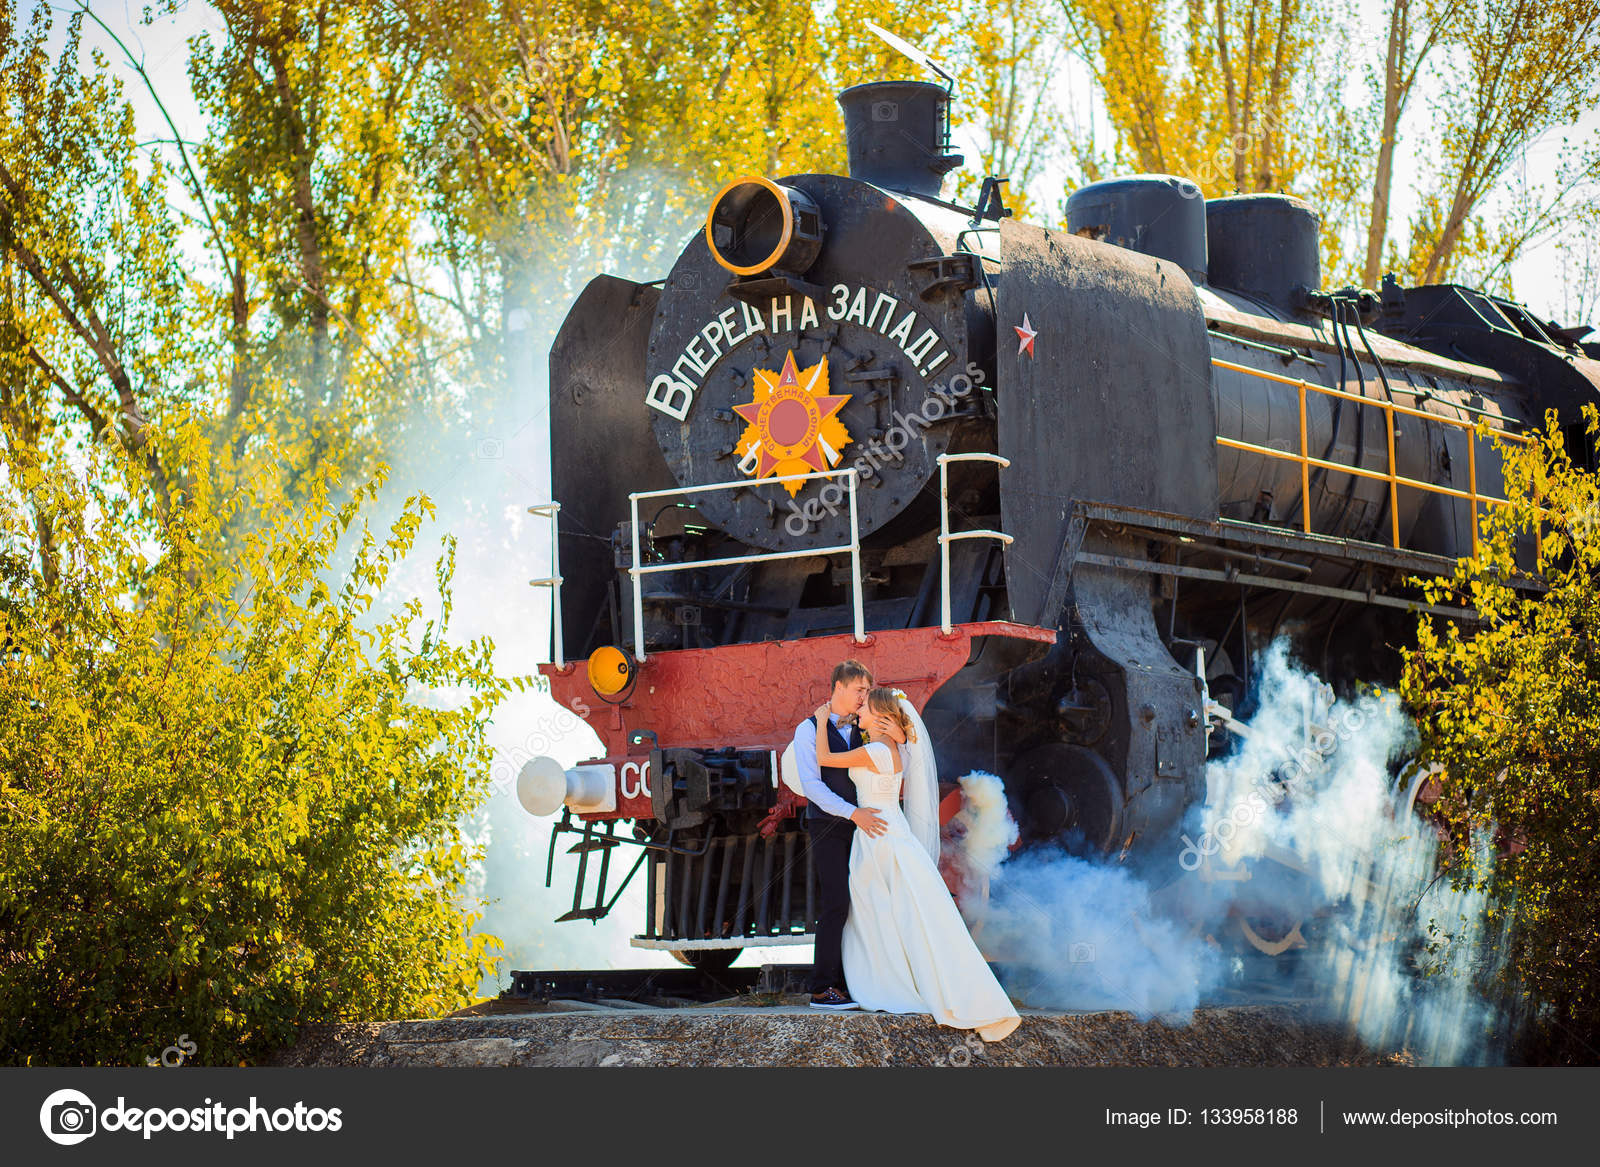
[630,468,865,662]
[526,502,565,668]
[936,453,1013,634]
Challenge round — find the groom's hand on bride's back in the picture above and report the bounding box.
[850,807,887,837]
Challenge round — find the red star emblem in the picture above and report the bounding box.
[1015,313,1038,358]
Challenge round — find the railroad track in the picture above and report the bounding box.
[503,964,814,1005]
[501,954,1313,1011]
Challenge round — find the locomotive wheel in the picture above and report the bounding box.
[1399,761,1445,818]
[670,948,740,971]
[1237,915,1307,956]
[1394,760,1450,843]
[1013,743,1124,856]
[1229,862,1313,957]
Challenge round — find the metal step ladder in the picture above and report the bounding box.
[527,501,564,667]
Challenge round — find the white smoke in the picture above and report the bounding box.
[944,773,1222,1020]
[945,771,1016,888]
[979,849,1224,1020]
[366,268,684,994]
[949,638,1508,1062]
[1195,641,1508,1064]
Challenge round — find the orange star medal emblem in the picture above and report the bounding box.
[731,351,851,495]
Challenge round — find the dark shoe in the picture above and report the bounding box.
[809,987,860,1010]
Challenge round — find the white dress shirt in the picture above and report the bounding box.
[792,710,860,819]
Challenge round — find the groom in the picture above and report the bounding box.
[793,659,887,1010]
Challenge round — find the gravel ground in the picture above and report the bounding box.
[271,999,1405,1068]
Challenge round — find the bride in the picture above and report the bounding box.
[812,687,1021,1043]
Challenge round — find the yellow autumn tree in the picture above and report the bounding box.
[1,4,511,1065]
[1401,407,1600,1063]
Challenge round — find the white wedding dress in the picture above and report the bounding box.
[840,737,1021,1042]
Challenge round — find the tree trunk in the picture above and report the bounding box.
[1216,0,1243,189]
[1364,0,1408,287]
[1237,1,1260,191]
[1422,182,1475,284]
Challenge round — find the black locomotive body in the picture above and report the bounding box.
[524,80,1599,966]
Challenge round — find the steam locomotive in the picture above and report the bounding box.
[517,79,1600,969]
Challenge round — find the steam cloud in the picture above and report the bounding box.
[949,639,1508,1064]
[372,264,682,992]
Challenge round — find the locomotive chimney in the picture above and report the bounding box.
[838,80,963,198]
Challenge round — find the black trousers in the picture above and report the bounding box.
[806,815,855,993]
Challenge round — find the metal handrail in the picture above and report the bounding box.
[1212,357,1535,558]
[629,468,864,661]
[527,502,564,668]
[936,452,1013,634]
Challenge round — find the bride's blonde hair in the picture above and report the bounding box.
[866,687,917,743]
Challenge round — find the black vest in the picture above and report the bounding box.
[805,715,858,820]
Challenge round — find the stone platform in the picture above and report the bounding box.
[273,1001,1398,1068]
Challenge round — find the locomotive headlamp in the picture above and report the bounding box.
[516,756,616,817]
[587,644,637,701]
[705,176,824,276]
